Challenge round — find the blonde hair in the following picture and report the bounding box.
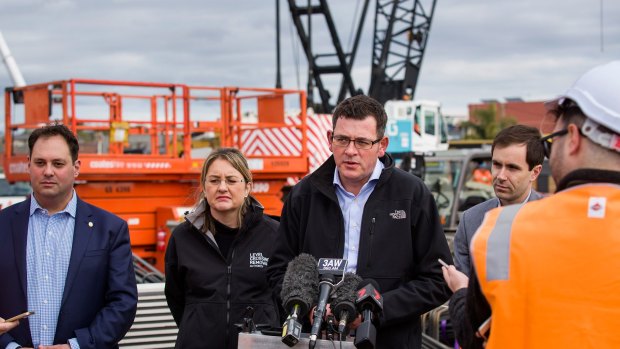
[197,148,253,233]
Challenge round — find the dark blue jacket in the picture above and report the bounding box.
[0,197,138,348]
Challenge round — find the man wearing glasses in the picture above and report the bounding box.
[456,61,620,348]
[267,94,452,348]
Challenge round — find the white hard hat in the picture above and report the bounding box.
[545,60,620,151]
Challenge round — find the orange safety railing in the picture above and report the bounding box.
[4,79,309,183]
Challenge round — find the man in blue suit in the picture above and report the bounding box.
[453,125,545,276]
[0,124,138,349]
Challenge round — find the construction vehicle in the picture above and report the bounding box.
[3,79,310,272]
[384,99,449,153]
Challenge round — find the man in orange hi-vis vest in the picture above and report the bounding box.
[469,61,620,348]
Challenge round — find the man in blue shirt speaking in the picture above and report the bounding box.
[267,95,452,348]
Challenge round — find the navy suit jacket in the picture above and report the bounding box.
[0,196,138,349]
[453,190,544,275]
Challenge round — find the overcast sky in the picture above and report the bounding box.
[1,0,618,118]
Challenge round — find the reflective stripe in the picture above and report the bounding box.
[486,204,524,281]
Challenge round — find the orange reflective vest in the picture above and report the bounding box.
[471,183,620,348]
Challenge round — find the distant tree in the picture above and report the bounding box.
[461,104,517,140]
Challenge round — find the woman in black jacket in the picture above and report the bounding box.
[165,148,280,349]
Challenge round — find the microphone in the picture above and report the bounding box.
[280,253,320,347]
[309,258,347,349]
[332,272,362,335]
[354,280,384,349]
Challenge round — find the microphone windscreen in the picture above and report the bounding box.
[280,253,320,316]
[332,272,362,321]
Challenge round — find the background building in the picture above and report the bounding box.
[468,98,555,134]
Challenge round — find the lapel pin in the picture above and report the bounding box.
[88,222,94,228]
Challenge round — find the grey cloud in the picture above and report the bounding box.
[0,0,619,119]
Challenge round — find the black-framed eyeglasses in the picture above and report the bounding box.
[540,129,568,159]
[331,135,382,150]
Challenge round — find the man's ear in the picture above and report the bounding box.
[566,123,583,155]
[74,159,81,177]
[378,137,389,157]
[327,130,334,153]
[530,164,542,182]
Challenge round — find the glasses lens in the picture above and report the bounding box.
[354,139,372,149]
[226,178,242,185]
[332,136,379,149]
[332,136,350,147]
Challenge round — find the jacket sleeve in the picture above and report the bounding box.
[454,210,471,275]
[164,233,185,326]
[448,265,489,349]
[379,187,453,328]
[266,192,301,315]
[449,288,474,348]
[74,221,138,349]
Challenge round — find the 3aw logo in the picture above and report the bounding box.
[389,210,406,220]
[249,252,269,268]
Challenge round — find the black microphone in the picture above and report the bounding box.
[280,253,320,347]
[332,272,362,335]
[354,280,384,349]
[309,258,347,349]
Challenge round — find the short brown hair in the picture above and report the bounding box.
[331,95,387,138]
[29,124,79,162]
[492,125,544,170]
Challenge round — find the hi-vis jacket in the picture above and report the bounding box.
[471,181,620,349]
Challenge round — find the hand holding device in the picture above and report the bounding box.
[5,311,34,322]
[438,258,449,268]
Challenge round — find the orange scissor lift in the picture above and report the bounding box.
[3,79,309,272]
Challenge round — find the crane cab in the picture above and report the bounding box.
[384,100,449,153]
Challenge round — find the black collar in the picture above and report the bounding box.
[556,168,620,192]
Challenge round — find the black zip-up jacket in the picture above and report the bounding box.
[266,154,452,349]
[165,199,279,349]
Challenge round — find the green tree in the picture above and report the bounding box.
[461,104,516,140]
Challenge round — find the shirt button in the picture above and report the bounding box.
[45,275,49,280]
[43,325,48,330]
[46,252,51,256]
[43,299,48,304]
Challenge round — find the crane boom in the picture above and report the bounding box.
[287,0,437,110]
[0,31,26,87]
[368,0,437,103]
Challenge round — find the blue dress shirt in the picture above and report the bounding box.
[6,192,81,349]
[334,160,384,273]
